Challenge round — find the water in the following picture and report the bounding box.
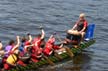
[0,0,108,71]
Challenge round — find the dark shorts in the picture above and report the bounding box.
[66,33,81,44]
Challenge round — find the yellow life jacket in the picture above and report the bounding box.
[6,54,18,65]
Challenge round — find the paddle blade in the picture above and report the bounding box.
[43,56,55,66]
[54,52,63,60]
[64,46,74,58]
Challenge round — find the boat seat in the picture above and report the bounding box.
[84,23,95,41]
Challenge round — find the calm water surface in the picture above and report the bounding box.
[0,0,108,71]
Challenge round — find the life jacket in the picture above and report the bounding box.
[19,42,25,56]
[4,54,17,70]
[19,41,31,57]
[53,45,60,50]
[24,41,31,53]
[32,37,41,47]
[6,54,18,65]
[32,37,42,53]
[4,54,21,70]
[43,37,56,56]
[76,20,88,32]
[43,43,53,56]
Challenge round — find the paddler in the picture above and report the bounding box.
[4,50,26,70]
[43,34,66,56]
[31,28,45,62]
[65,13,88,44]
[19,33,33,64]
[1,36,20,70]
[19,33,32,57]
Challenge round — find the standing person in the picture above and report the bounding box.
[31,29,45,62]
[66,13,88,43]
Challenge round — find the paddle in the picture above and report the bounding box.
[55,33,74,58]
[50,33,63,60]
[42,53,55,66]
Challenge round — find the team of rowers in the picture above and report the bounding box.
[0,13,88,70]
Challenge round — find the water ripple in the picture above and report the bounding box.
[0,0,108,71]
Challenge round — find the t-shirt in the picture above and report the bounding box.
[4,45,13,57]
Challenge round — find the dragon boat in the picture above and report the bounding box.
[8,24,95,71]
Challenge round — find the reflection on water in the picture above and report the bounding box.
[63,53,91,71]
[37,52,92,71]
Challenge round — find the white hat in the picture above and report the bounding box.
[79,13,85,18]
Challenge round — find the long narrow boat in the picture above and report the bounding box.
[9,39,95,71]
[8,24,95,71]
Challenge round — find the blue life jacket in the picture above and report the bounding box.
[19,42,25,52]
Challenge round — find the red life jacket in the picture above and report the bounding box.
[32,37,41,47]
[24,41,31,46]
[24,41,31,53]
[32,37,42,53]
[43,42,53,56]
[43,37,56,56]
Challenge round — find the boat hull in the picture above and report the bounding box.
[9,39,95,71]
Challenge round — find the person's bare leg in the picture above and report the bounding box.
[81,32,85,42]
[67,30,80,35]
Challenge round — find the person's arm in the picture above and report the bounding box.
[72,20,79,30]
[40,29,45,40]
[27,34,32,43]
[0,50,5,56]
[49,35,54,39]
[34,29,45,47]
[58,44,63,48]
[0,42,3,50]
[49,51,53,55]
[80,27,86,33]
[36,55,42,58]
[11,36,20,52]
[72,24,77,30]
[24,44,34,51]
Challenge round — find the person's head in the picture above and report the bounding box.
[21,36,27,43]
[79,13,85,21]
[37,34,41,38]
[9,40,15,45]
